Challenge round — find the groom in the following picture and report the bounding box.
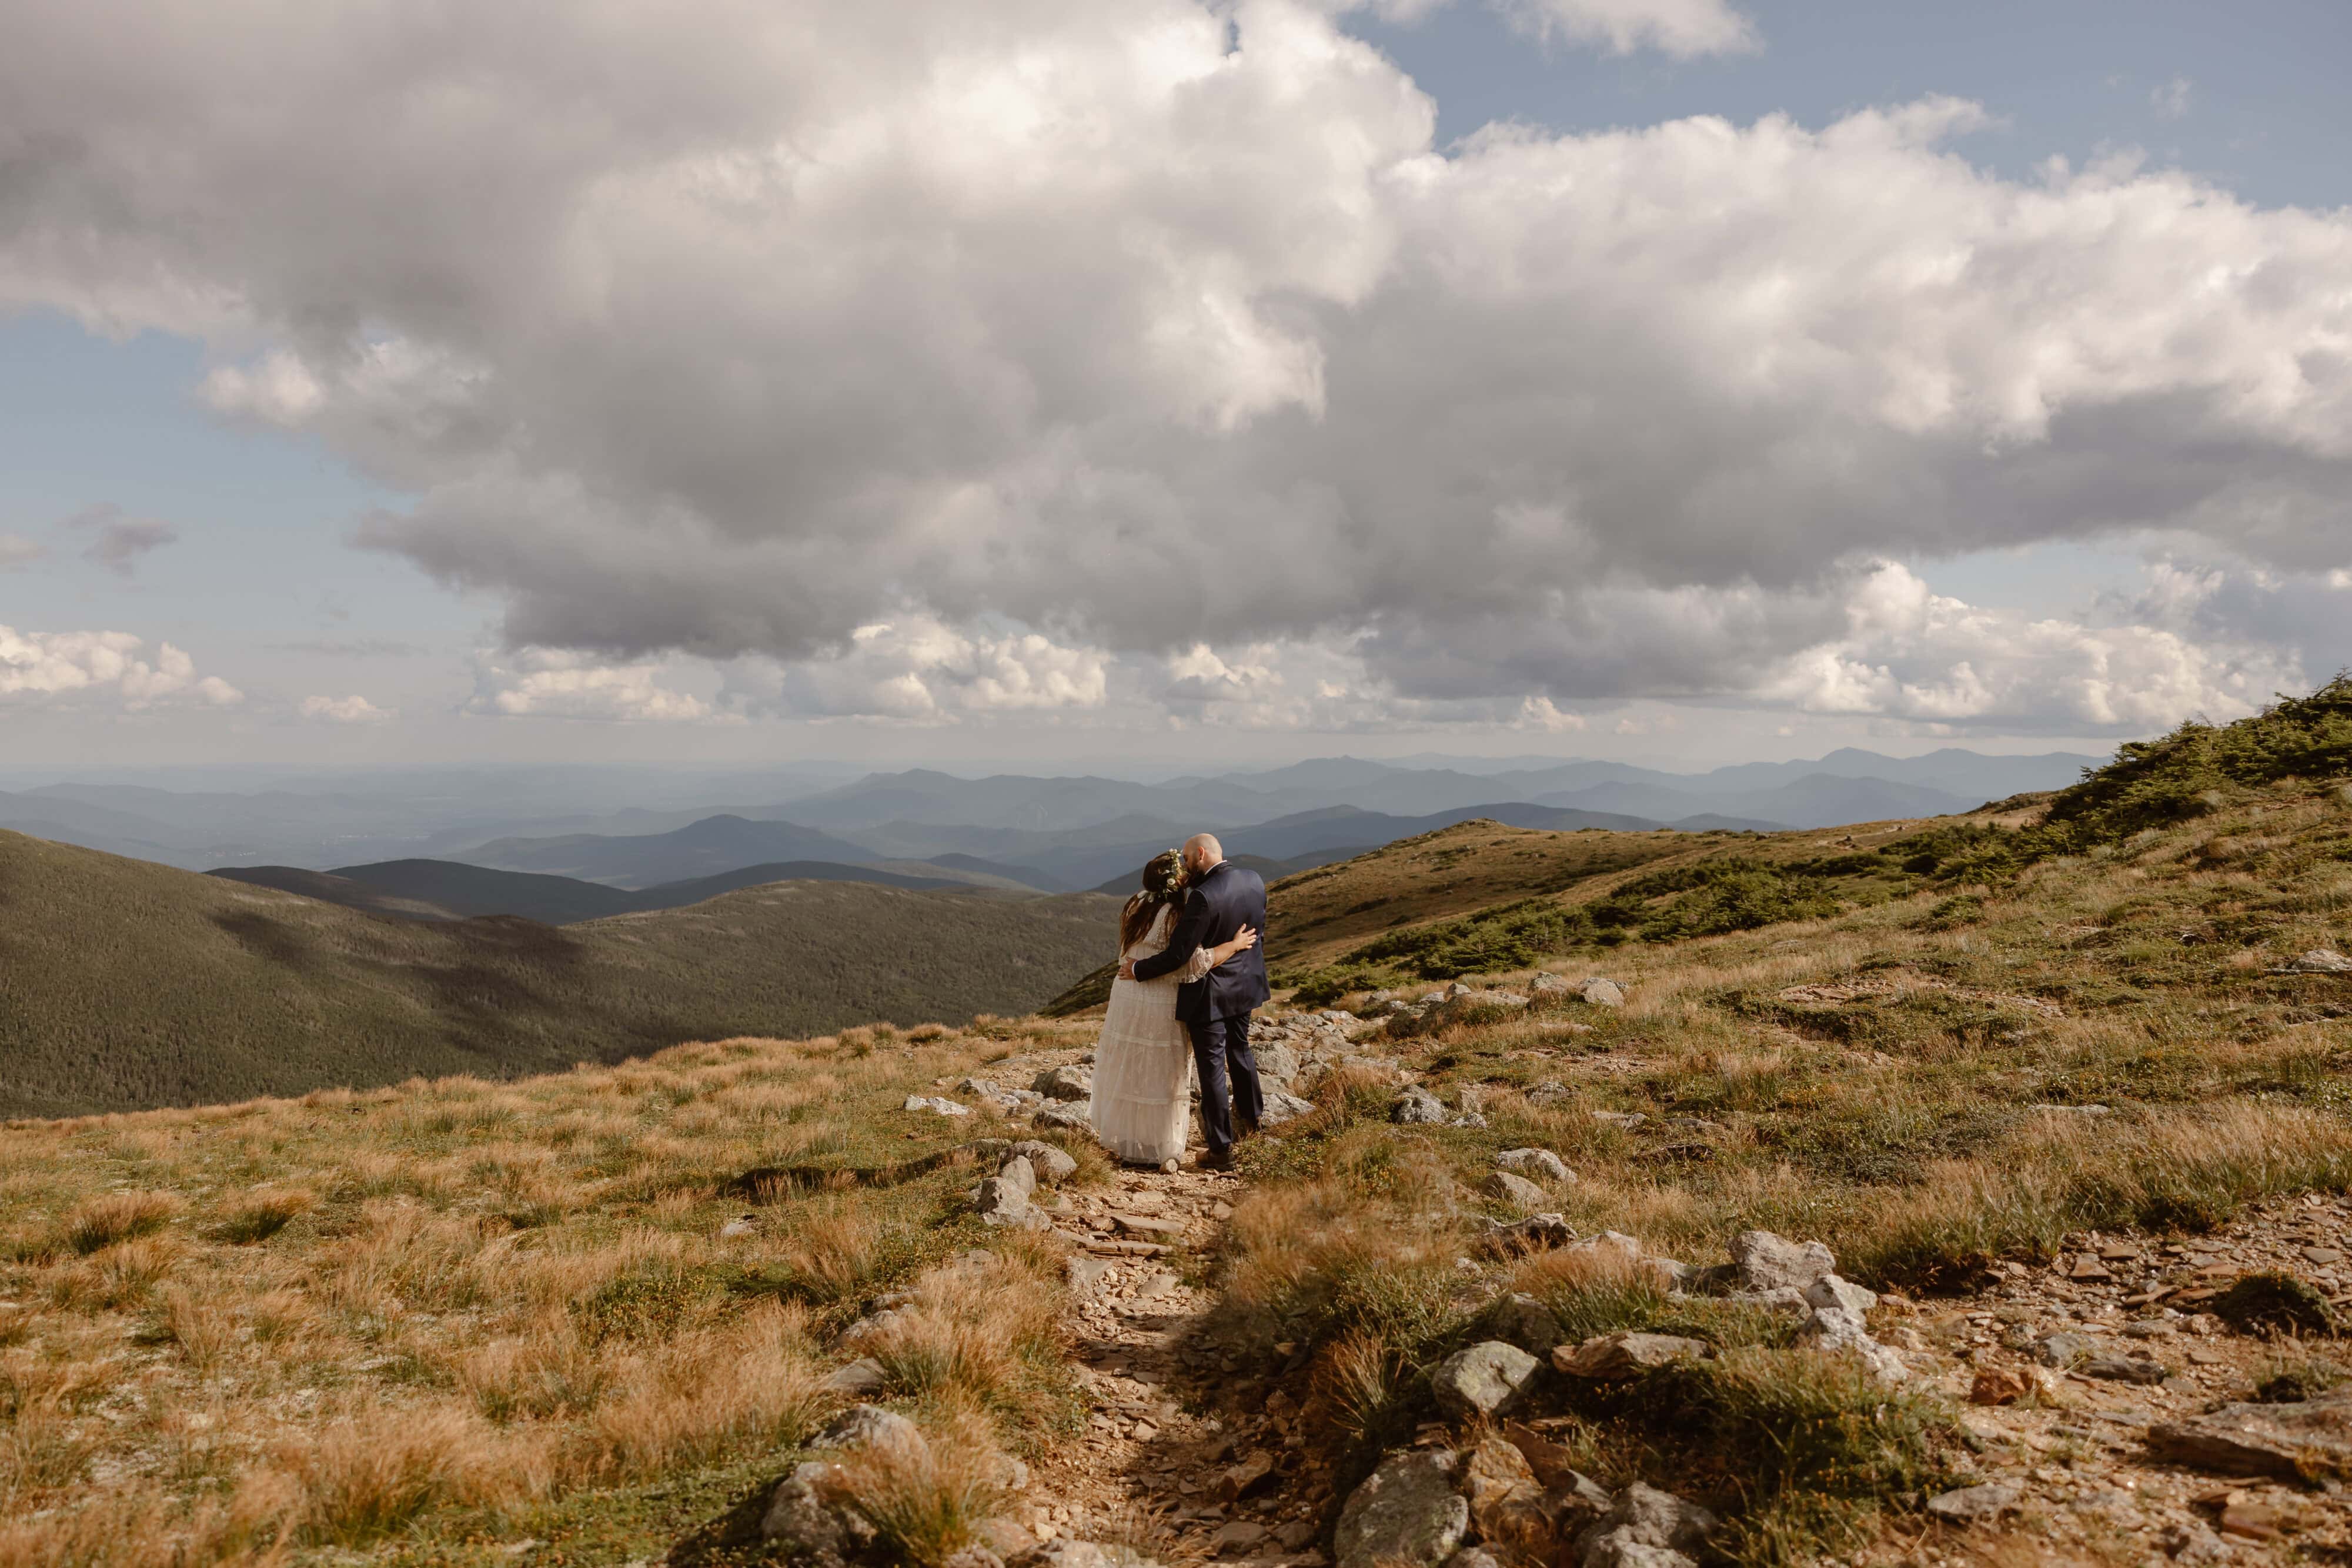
[1122,833,1269,1171]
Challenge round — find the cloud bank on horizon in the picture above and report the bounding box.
[1,0,2346,737]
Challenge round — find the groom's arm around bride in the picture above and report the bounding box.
[1129,834,1272,1165]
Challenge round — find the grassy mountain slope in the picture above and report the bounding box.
[205,864,470,921]
[0,830,1117,1118]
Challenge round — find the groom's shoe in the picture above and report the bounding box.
[1200,1147,1237,1172]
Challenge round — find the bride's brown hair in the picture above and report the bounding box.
[1119,848,1189,953]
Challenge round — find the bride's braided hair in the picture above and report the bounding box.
[1118,848,1191,953]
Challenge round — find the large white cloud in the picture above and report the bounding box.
[0,626,242,708]
[469,650,711,723]
[4,0,2348,733]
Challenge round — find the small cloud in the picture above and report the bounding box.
[66,503,178,577]
[1493,0,1760,57]
[299,693,395,724]
[2150,76,2191,119]
[0,533,45,569]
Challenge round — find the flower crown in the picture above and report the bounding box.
[1138,848,1190,903]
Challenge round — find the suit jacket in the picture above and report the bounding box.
[1130,860,1270,1023]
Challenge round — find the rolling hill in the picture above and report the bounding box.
[0,829,1119,1119]
[452,813,879,887]
[207,856,960,925]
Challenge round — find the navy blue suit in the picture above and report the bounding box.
[1130,860,1270,1155]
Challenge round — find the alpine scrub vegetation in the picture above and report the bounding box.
[0,1022,1098,1566]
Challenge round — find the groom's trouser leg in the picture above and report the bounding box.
[1223,1012,1264,1134]
[1188,1017,1235,1154]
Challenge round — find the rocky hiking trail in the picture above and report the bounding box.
[691,996,2352,1568]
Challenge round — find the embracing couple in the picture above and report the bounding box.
[1090,834,1268,1173]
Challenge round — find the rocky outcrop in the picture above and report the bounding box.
[1728,1229,1837,1293]
[1573,1482,1715,1568]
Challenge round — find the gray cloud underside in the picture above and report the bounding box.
[3,1,2348,718]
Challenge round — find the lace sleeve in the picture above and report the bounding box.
[1175,939,1217,982]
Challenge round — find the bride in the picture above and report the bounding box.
[1092,849,1259,1168]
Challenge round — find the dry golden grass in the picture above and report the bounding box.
[0,1023,1098,1565]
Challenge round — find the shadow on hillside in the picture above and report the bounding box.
[210,910,318,971]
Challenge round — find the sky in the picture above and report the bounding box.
[2,0,2347,776]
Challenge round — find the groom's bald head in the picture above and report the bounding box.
[1183,833,1224,874]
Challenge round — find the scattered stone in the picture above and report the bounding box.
[1009,1140,1079,1183]
[1217,1450,1277,1502]
[1033,1066,1093,1101]
[1576,978,1627,1008]
[1033,1103,1092,1132]
[1211,1520,1268,1557]
[815,1403,927,1457]
[975,1175,1050,1230]
[1478,1213,1577,1258]
[1431,1342,1541,1419]
[2280,948,2352,974]
[1482,1170,1548,1209]
[2080,1352,2170,1385]
[1482,1292,1567,1357]
[761,1460,870,1559]
[1729,1229,1838,1293]
[904,1095,971,1116]
[1496,1148,1572,1183]
[1444,1552,1506,1568]
[1803,1274,1877,1316]
[720,1216,757,1238]
[1277,1522,1320,1551]
[2148,1387,2352,1483]
[1065,1255,1112,1292]
[1461,1436,1552,1560]
[821,1358,888,1395]
[1334,1448,1468,1568]
[1574,1482,1715,1568]
[1797,1303,1908,1384]
[1392,1086,1448,1124]
[944,1549,1005,1568]
[2032,1331,2095,1368]
[1589,1110,1645,1129]
[1553,1332,1709,1380]
[995,1155,1037,1202]
[1926,1483,2022,1524]
[1969,1365,2038,1405]
[957,1077,1002,1099]
[1259,1090,1318,1125]
[1524,1081,1575,1107]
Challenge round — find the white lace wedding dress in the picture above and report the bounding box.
[1091,903,1215,1165]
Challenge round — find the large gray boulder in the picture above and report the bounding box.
[1729,1229,1837,1292]
[1254,1041,1301,1088]
[1335,1449,1469,1568]
[1430,1340,1541,1420]
[1796,1304,1908,1385]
